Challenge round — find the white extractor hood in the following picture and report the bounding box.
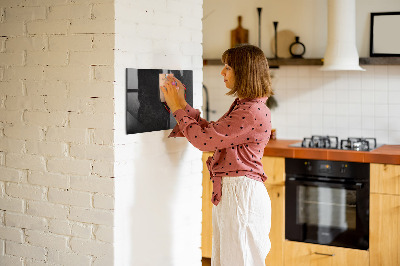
[320,0,365,71]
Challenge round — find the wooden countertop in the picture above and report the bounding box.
[263,139,400,165]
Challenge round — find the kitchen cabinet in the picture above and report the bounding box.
[370,163,400,195]
[261,156,285,266]
[202,152,213,258]
[370,163,400,266]
[284,241,369,266]
[201,153,286,266]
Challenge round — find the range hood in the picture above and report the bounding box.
[320,0,365,71]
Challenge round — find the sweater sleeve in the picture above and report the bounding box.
[168,104,211,138]
[172,106,256,152]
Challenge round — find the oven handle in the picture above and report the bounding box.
[286,177,364,189]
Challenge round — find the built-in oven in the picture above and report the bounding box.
[285,158,369,250]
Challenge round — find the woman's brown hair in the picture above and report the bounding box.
[221,44,273,99]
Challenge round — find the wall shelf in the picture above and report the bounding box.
[203,57,400,67]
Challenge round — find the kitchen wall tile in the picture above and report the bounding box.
[336,103,349,116]
[349,128,363,137]
[374,77,388,91]
[348,76,362,90]
[388,104,400,117]
[298,77,311,89]
[375,117,389,129]
[374,130,389,144]
[285,66,298,77]
[336,128,349,140]
[387,65,400,76]
[389,117,400,131]
[361,90,375,103]
[348,103,362,116]
[362,128,375,138]
[374,65,387,77]
[310,77,324,90]
[375,104,389,117]
[204,65,399,144]
[349,116,362,129]
[388,131,400,144]
[374,90,388,104]
[323,115,336,129]
[286,77,299,89]
[298,67,311,78]
[362,116,375,130]
[322,70,335,78]
[361,104,374,117]
[388,76,400,91]
[336,90,349,103]
[388,91,400,104]
[311,102,324,113]
[310,66,324,77]
[361,75,374,91]
[348,90,362,103]
[336,115,348,129]
[323,103,336,115]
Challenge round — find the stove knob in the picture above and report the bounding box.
[340,164,347,174]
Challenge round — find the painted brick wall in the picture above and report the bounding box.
[0,0,115,265]
[113,0,204,265]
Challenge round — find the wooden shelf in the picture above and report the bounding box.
[359,57,400,65]
[203,57,400,67]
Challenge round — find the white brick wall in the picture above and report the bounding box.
[0,0,115,265]
[114,0,203,265]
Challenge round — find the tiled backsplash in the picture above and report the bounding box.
[203,65,400,144]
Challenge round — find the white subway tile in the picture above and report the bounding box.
[388,104,400,117]
[388,131,400,144]
[389,117,400,131]
[375,104,389,117]
[388,91,400,104]
[361,90,374,104]
[374,130,389,144]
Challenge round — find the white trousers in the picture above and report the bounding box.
[211,176,271,266]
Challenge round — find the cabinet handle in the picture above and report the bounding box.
[314,252,335,257]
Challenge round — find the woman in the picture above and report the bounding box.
[161,44,273,266]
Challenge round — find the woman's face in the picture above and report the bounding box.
[220,64,235,89]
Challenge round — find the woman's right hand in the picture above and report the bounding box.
[168,76,187,108]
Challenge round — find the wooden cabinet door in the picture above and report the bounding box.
[262,156,285,186]
[370,163,400,195]
[264,184,284,266]
[370,193,400,266]
[284,241,369,266]
[202,152,213,258]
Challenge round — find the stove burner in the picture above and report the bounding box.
[294,136,379,151]
[340,137,377,151]
[301,135,339,149]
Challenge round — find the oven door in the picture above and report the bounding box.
[285,177,369,250]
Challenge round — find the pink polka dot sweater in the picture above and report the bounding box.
[168,97,272,206]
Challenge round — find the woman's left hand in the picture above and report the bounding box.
[160,77,185,113]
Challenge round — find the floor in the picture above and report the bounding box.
[202,257,211,266]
